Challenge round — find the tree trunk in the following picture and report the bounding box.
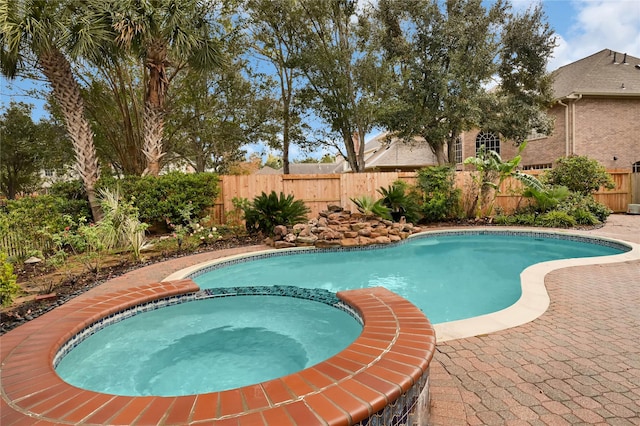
[38,50,102,221]
[142,102,165,176]
[143,41,168,176]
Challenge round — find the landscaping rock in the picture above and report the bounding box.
[265,204,423,249]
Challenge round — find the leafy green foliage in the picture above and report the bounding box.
[0,102,73,199]
[378,181,422,223]
[544,156,615,195]
[98,172,219,227]
[0,195,90,258]
[536,211,577,228]
[243,191,310,235]
[350,195,391,220]
[0,252,21,307]
[557,193,611,223]
[523,185,570,213]
[416,166,461,222]
[464,143,525,217]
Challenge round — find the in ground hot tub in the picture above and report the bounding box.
[55,287,362,396]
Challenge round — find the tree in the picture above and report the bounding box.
[0,102,71,198]
[247,0,309,174]
[164,13,277,174]
[294,0,389,172]
[1,0,111,219]
[106,0,223,176]
[374,0,555,164]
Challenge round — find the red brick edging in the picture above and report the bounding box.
[1,280,436,425]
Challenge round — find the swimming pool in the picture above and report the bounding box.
[191,232,627,324]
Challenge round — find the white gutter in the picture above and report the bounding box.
[564,93,583,155]
[557,99,569,156]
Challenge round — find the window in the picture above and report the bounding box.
[475,132,500,155]
[454,137,462,164]
[633,161,640,173]
[522,163,552,171]
[44,169,54,177]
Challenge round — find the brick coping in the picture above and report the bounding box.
[1,281,436,425]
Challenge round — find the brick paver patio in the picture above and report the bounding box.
[429,215,640,425]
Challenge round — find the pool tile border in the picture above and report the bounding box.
[1,281,436,425]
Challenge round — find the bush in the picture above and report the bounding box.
[557,193,611,223]
[416,166,461,222]
[544,156,615,195]
[537,211,576,228]
[350,195,391,220]
[0,252,21,307]
[48,180,91,219]
[98,172,219,226]
[0,195,88,258]
[243,191,310,235]
[378,181,422,223]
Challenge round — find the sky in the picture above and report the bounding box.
[1,0,639,158]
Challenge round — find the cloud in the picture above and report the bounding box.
[549,0,640,70]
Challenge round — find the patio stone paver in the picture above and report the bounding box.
[429,214,640,425]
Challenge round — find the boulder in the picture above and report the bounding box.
[315,240,341,248]
[340,238,359,247]
[275,241,297,249]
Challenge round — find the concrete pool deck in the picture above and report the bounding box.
[1,214,639,424]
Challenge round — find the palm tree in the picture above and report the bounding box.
[0,0,112,220]
[107,0,222,176]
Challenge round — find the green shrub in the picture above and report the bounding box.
[47,179,91,218]
[98,172,219,226]
[523,185,570,213]
[544,155,615,195]
[571,209,600,226]
[350,195,391,220]
[416,166,461,222]
[378,181,422,223]
[537,211,576,228]
[0,252,21,307]
[0,195,87,258]
[557,193,611,223]
[243,191,310,235]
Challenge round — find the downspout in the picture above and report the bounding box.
[558,99,569,156]
[571,94,583,154]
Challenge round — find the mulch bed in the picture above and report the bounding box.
[1,235,262,335]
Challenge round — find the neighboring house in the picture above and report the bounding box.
[255,162,342,175]
[457,49,640,172]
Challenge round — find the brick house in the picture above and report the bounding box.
[458,49,640,172]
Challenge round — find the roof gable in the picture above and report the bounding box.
[552,49,640,98]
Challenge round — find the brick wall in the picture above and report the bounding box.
[459,96,640,171]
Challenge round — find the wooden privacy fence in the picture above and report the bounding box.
[211,169,632,224]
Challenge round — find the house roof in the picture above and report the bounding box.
[254,162,341,175]
[552,49,640,98]
[363,132,438,170]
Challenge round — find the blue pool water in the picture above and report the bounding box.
[194,234,625,324]
[55,296,361,396]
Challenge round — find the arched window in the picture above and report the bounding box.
[633,161,640,173]
[475,132,500,155]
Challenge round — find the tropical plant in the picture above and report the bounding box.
[543,155,615,195]
[0,0,110,220]
[416,166,461,222]
[98,188,148,261]
[536,210,576,228]
[463,142,526,217]
[106,0,223,176]
[523,185,570,213]
[377,181,422,223]
[242,191,310,235]
[0,252,21,307]
[350,195,391,220]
